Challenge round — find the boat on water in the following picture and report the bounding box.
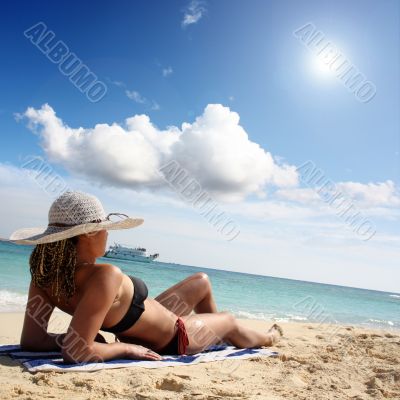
[104,243,159,263]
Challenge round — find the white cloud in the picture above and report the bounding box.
[275,187,320,203]
[125,90,146,104]
[274,181,400,213]
[20,103,298,201]
[151,101,160,111]
[162,66,173,77]
[107,79,158,109]
[107,79,125,87]
[182,0,206,28]
[336,180,400,207]
[225,200,323,221]
[125,89,159,110]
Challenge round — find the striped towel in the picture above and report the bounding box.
[0,344,278,373]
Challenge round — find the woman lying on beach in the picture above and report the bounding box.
[9,191,282,363]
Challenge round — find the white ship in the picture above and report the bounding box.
[104,243,159,263]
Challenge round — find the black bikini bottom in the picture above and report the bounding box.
[101,275,148,334]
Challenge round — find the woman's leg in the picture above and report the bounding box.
[154,273,217,316]
[115,299,282,355]
[181,312,283,355]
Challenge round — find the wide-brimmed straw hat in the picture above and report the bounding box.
[6,191,144,245]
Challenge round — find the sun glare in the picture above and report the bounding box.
[311,55,335,78]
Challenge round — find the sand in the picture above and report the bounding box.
[0,311,399,400]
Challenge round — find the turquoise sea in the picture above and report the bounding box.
[0,241,399,331]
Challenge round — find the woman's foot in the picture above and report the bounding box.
[265,323,283,346]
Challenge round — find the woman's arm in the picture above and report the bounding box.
[20,281,65,351]
[61,264,161,363]
[60,264,122,362]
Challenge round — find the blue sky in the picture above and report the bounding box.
[0,0,399,292]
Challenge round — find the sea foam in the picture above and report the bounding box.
[0,290,28,312]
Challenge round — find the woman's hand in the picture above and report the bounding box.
[125,343,162,361]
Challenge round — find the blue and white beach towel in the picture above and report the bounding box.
[0,344,278,373]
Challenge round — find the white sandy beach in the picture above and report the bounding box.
[0,311,399,399]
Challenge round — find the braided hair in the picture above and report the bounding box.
[29,236,79,303]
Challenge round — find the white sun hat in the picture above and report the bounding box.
[5,191,144,245]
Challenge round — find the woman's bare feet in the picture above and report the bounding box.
[265,323,283,346]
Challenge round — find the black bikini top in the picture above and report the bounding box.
[101,275,148,334]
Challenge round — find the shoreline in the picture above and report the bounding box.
[0,309,398,334]
[0,312,399,399]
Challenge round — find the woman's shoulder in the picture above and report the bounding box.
[78,263,124,291]
[91,262,123,274]
[86,262,123,278]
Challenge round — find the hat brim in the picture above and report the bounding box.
[5,218,144,245]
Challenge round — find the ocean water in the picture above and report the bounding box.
[0,241,399,331]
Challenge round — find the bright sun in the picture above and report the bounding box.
[311,55,335,78]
